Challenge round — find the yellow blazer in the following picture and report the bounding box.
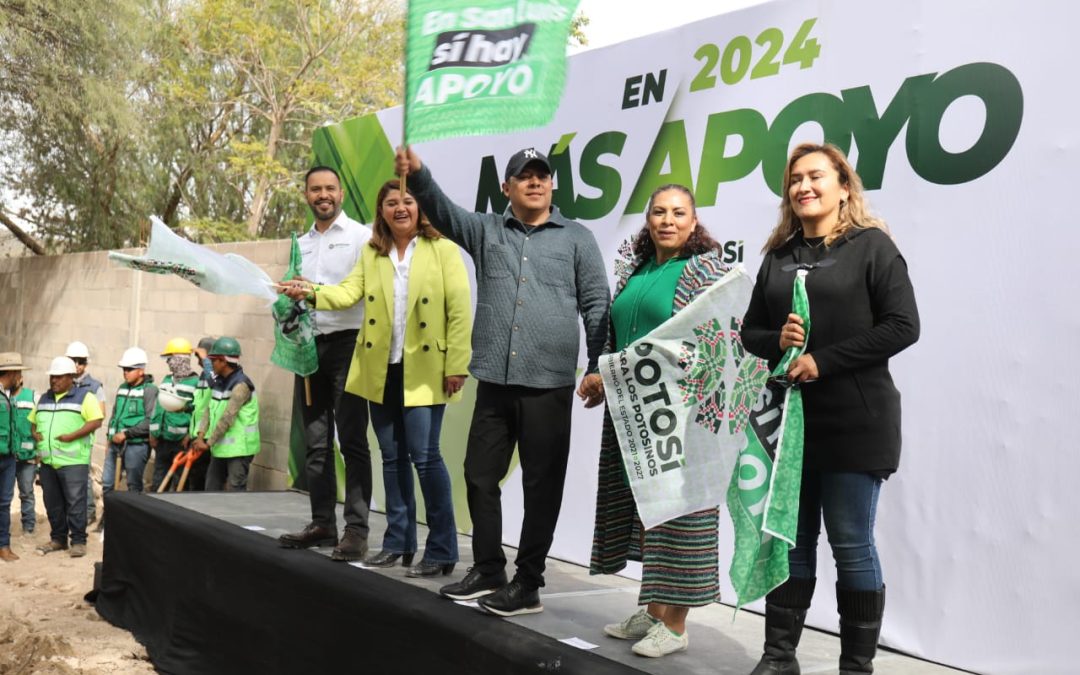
[314,236,472,406]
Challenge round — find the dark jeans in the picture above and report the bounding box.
[0,454,15,547]
[103,442,150,494]
[465,382,574,589]
[295,329,372,537]
[789,469,884,591]
[39,463,89,546]
[369,363,457,564]
[205,456,253,491]
[151,438,184,491]
[15,460,37,532]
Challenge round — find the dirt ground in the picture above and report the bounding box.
[1,465,156,675]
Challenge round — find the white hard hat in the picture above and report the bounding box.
[156,384,187,412]
[65,341,90,359]
[118,347,149,368]
[47,356,78,376]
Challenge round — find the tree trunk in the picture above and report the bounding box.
[0,209,46,255]
[245,113,285,237]
[161,166,194,226]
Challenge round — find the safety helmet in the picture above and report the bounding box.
[65,341,90,359]
[156,384,187,412]
[47,356,78,376]
[209,336,242,358]
[161,337,193,356]
[118,347,149,368]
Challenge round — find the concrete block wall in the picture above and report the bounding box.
[0,240,297,490]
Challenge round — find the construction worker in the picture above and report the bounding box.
[150,338,199,491]
[12,371,37,536]
[67,341,105,524]
[191,337,260,491]
[31,356,104,557]
[103,347,158,496]
[185,336,216,491]
[0,352,31,561]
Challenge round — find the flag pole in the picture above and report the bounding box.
[401,1,409,195]
[304,377,312,406]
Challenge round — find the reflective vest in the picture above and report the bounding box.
[150,374,198,441]
[207,368,260,458]
[13,387,36,461]
[0,389,13,457]
[74,373,104,398]
[190,373,212,437]
[36,387,94,467]
[107,377,155,439]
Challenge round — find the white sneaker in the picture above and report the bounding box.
[631,621,689,657]
[604,608,658,640]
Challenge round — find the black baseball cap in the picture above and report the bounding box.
[504,148,552,182]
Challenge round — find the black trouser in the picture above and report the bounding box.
[151,438,184,492]
[295,329,372,537]
[185,448,211,492]
[39,463,89,546]
[465,381,574,590]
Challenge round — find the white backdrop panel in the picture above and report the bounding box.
[370,1,1075,671]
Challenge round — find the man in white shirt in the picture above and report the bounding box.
[278,166,374,561]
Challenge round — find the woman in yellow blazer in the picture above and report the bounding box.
[291,179,472,577]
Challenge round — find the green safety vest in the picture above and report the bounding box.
[13,387,36,461]
[150,374,198,441]
[107,378,155,439]
[190,375,212,437]
[207,368,260,458]
[35,387,94,468]
[0,389,14,457]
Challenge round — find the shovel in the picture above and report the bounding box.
[155,451,189,493]
[114,441,126,492]
[176,448,206,492]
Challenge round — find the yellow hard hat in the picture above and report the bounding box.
[161,337,193,356]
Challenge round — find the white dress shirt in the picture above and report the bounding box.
[299,212,372,336]
[388,238,417,364]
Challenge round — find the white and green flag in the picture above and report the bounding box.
[598,267,768,529]
[727,269,809,608]
[270,234,318,378]
[404,0,580,143]
[108,216,276,302]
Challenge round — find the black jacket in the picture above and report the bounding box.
[742,227,920,474]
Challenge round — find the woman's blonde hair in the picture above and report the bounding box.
[368,179,441,256]
[762,143,888,252]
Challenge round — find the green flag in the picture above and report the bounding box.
[270,234,318,377]
[727,269,810,608]
[404,0,580,143]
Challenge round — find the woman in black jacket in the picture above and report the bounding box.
[741,143,919,675]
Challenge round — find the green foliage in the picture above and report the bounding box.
[570,10,589,46]
[0,0,405,251]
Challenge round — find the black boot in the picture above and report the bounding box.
[836,585,885,674]
[749,577,817,675]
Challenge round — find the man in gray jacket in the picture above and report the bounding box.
[396,146,610,616]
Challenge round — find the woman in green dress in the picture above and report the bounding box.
[579,183,731,658]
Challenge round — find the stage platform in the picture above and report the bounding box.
[94,491,966,674]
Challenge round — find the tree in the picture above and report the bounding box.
[161,0,404,238]
[0,0,159,251]
[0,0,405,251]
